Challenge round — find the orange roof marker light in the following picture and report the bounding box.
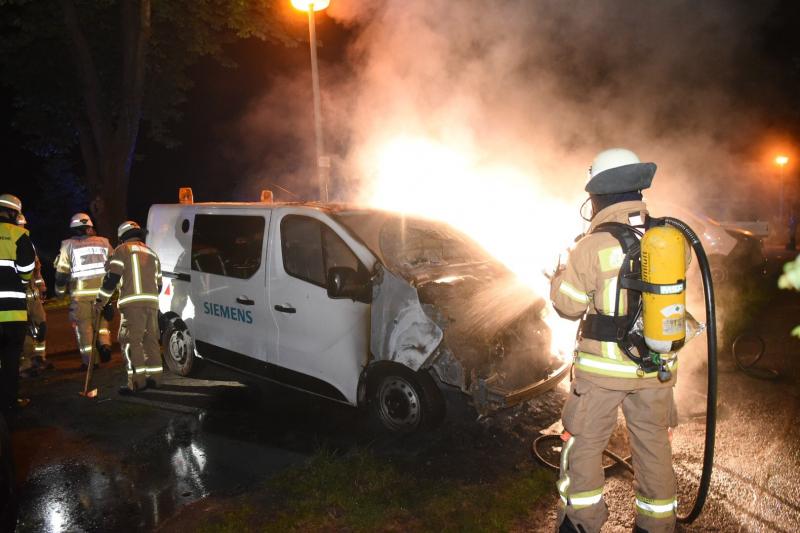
[260,190,274,203]
[178,187,194,204]
[291,0,330,11]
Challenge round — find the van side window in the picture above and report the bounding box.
[281,215,365,287]
[323,227,367,278]
[191,214,265,279]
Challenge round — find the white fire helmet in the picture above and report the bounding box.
[585,148,656,194]
[117,220,141,239]
[0,193,22,214]
[588,148,641,180]
[70,212,94,228]
[16,213,27,226]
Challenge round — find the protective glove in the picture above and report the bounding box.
[102,302,115,322]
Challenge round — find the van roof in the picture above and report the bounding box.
[157,201,393,216]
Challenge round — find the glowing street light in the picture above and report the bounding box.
[291,0,329,11]
[776,155,790,221]
[292,0,330,201]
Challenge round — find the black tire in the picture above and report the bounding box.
[161,317,198,377]
[367,364,445,434]
[0,413,17,531]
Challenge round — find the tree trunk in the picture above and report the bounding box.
[61,0,151,239]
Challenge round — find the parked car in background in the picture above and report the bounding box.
[650,203,767,284]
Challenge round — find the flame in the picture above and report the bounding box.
[359,135,585,358]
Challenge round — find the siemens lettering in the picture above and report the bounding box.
[202,301,254,324]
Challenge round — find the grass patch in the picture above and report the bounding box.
[197,505,257,533]
[199,448,553,533]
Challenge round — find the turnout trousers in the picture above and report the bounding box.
[0,322,26,415]
[118,306,162,389]
[557,377,678,533]
[70,299,111,365]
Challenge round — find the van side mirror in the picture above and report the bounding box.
[327,267,371,303]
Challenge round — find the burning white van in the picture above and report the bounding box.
[147,192,568,433]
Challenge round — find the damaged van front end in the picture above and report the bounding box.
[341,212,569,417]
[370,264,568,416]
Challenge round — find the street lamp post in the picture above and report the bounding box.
[776,155,789,222]
[292,0,330,202]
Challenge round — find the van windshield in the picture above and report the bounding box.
[334,211,495,279]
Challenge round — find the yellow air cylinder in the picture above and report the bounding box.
[641,225,686,354]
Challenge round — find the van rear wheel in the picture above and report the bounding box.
[368,365,444,433]
[161,318,197,376]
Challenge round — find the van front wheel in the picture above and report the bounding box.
[368,365,444,433]
[161,318,197,376]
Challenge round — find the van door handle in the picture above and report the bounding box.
[236,297,255,306]
[274,304,296,314]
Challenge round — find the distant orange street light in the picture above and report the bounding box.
[776,155,789,167]
[292,0,330,201]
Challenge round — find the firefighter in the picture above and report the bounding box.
[54,213,114,369]
[16,213,50,377]
[95,221,163,394]
[0,194,36,415]
[550,149,683,533]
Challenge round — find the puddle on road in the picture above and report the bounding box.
[16,415,305,532]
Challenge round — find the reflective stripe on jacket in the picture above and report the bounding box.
[550,200,682,390]
[0,220,36,322]
[97,241,162,309]
[54,235,113,300]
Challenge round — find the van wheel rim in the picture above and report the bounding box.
[169,331,190,365]
[377,376,421,431]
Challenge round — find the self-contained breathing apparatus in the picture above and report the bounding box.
[579,216,688,382]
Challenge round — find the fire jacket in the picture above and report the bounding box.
[54,235,113,301]
[0,220,36,322]
[550,200,688,390]
[96,240,162,309]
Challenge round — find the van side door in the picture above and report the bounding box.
[268,211,372,405]
[189,211,276,368]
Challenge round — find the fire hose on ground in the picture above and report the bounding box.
[532,217,717,525]
[731,332,779,381]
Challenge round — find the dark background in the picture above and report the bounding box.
[3,1,800,283]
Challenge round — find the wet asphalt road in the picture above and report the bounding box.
[9,246,800,532]
[12,308,379,532]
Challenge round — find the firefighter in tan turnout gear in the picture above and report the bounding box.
[17,213,50,376]
[95,221,163,394]
[551,149,687,533]
[54,213,114,369]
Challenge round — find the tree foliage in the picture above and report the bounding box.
[0,0,293,233]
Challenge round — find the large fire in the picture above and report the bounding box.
[360,136,586,358]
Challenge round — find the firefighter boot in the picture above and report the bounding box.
[559,516,587,533]
[98,343,112,363]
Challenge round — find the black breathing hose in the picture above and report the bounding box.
[663,217,717,524]
[531,217,718,525]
